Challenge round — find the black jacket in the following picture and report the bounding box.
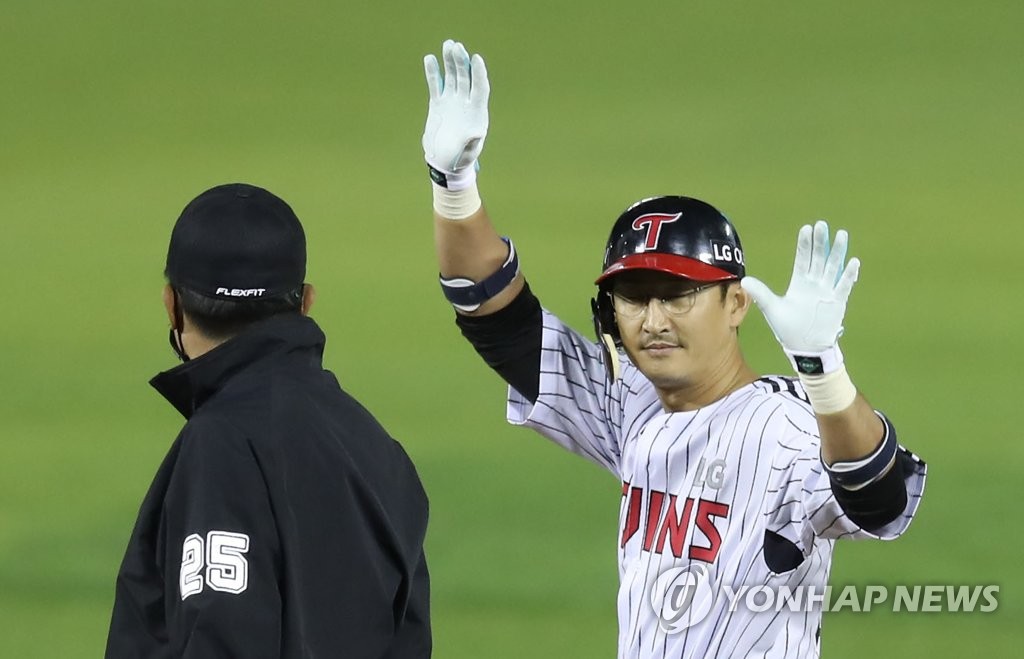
[106,314,430,658]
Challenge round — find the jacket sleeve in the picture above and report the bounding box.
[382,549,432,659]
[162,416,283,658]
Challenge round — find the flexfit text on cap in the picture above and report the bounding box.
[165,183,306,299]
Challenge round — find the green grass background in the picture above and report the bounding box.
[1,0,1021,655]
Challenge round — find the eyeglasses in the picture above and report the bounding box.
[610,284,719,319]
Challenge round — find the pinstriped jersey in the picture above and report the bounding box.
[507,310,927,659]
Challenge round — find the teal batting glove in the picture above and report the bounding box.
[742,220,860,376]
[422,39,490,191]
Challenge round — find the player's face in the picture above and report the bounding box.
[611,271,750,396]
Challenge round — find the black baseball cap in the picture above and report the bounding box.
[165,183,306,299]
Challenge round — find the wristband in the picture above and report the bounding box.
[824,412,898,490]
[439,237,519,312]
[798,363,857,415]
[431,180,481,220]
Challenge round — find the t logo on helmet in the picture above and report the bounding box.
[631,212,682,250]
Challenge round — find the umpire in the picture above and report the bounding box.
[105,183,431,658]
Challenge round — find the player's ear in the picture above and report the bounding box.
[301,283,316,316]
[726,281,751,329]
[162,285,178,329]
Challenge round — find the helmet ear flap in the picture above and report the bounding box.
[591,289,622,381]
[592,289,621,346]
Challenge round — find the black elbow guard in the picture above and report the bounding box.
[831,451,915,531]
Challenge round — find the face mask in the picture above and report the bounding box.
[169,327,189,362]
[168,290,190,362]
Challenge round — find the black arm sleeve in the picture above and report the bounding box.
[830,450,916,531]
[454,281,543,404]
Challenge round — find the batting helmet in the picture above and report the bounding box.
[596,196,744,285]
[591,196,745,373]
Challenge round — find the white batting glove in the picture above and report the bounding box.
[422,39,490,192]
[742,220,860,377]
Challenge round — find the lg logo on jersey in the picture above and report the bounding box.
[695,457,727,490]
[179,531,251,600]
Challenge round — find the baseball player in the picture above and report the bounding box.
[105,184,431,658]
[420,40,926,657]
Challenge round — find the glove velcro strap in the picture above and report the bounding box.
[439,237,518,313]
[824,412,899,491]
[784,345,844,375]
[427,162,477,191]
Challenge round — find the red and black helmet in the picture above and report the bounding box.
[596,196,744,285]
[591,196,746,372]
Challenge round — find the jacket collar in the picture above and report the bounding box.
[150,314,326,419]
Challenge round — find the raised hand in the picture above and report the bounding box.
[742,220,860,374]
[422,39,490,190]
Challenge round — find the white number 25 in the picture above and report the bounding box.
[179,531,250,600]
